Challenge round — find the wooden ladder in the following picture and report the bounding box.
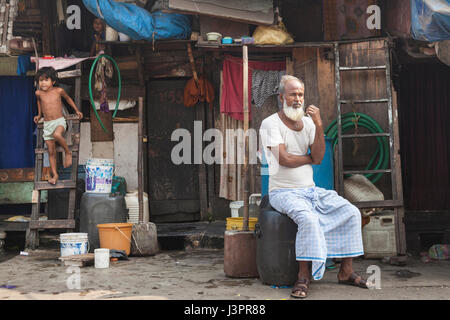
[25,64,82,250]
[334,39,407,257]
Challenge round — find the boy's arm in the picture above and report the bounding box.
[60,88,83,120]
[34,91,42,124]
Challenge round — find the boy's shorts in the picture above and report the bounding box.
[43,117,67,141]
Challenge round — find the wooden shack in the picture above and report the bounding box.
[0,0,448,255]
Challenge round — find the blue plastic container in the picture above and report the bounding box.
[312,136,334,190]
[260,136,334,197]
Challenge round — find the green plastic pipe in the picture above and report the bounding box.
[325,112,389,184]
[88,54,122,133]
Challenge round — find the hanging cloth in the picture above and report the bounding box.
[251,69,286,108]
[183,75,215,108]
[220,55,285,121]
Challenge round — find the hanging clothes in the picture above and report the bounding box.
[183,74,215,108]
[251,69,286,108]
[221,55,285,121]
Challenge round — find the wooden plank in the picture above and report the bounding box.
[29,219,76,230]
[90,105,113,142]
[391,86,407,255]
[138,97,144,222]
[168,0,274,25]
[2,4,10,46]
[317,47,337,129]
[39,0,52,55]
[353,200,403,209]
[242,45,249,231]
[57,69,81,79]
[196,100,208,221]
[0,182,47,204]
[0,221,29,232]
[34,180,76,191]
[35,145,79,154]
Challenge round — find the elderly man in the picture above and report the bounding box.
[259,75,369,298]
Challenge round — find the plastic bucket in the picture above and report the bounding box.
[59,233,89,257]
[230,201,244,218]
[94,248,110,269]
[85,158,115,193]
[226,217,258,231]
[97,223,133,255]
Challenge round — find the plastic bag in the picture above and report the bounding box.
[252,21,294,45]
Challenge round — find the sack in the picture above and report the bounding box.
[252,21,294,45]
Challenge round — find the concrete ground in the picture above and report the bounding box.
[0,221,449,300]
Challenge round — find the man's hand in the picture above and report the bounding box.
[33,115,42,124]
[306,105,322,126]
[76,111,83,120]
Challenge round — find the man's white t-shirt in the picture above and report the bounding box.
[260,113,316,193]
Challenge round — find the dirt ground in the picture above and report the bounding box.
[0,247,449,301]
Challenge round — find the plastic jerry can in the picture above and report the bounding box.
[80,193,128,252]
[255,195,298,286]
[362,211,397,259]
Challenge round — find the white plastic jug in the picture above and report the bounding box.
[125,191,149,223]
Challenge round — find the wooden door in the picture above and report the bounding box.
[147,79,200,223]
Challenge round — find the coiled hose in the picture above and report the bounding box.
[324,112,389,184]
[88,54,122,133]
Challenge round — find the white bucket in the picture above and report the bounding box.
[94,248,110,269]
[85,158,115,193]
[60,233,89,257]
[230,201,244,218]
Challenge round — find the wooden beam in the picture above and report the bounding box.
[242,45,249,231]
[29,219,76,230]
[138,97,144,223]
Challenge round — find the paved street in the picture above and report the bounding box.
[0,247,448,300]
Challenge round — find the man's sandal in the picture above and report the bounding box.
[338,272,370,289]
[291,279,310,298]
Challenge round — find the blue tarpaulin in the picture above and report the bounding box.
[411,0,450,41]
[0,77,36,169]
[82,0,191,41]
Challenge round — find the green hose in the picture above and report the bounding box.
[88,54,122,133]
[325,113,389,184]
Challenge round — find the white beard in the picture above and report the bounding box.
[283,99,305,122]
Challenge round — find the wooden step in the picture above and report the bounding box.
[36,115,81,128]
[35,145,79,154]
[29,219,76,230]
[353,200,403,209]
[34,180,76,190]
[339,65,386,71]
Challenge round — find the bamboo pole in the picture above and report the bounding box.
[242,45,249,231]
[138,97,144,223]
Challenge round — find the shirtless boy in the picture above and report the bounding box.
[34,67,83,185]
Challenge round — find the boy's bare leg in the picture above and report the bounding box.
[53,126,72,168]
[45,140,58,185]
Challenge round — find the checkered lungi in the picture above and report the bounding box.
[269,187,364,280]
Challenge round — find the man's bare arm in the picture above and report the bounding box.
[60,88,83,119]
[306,105,325,165]
[269,144,313,168]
